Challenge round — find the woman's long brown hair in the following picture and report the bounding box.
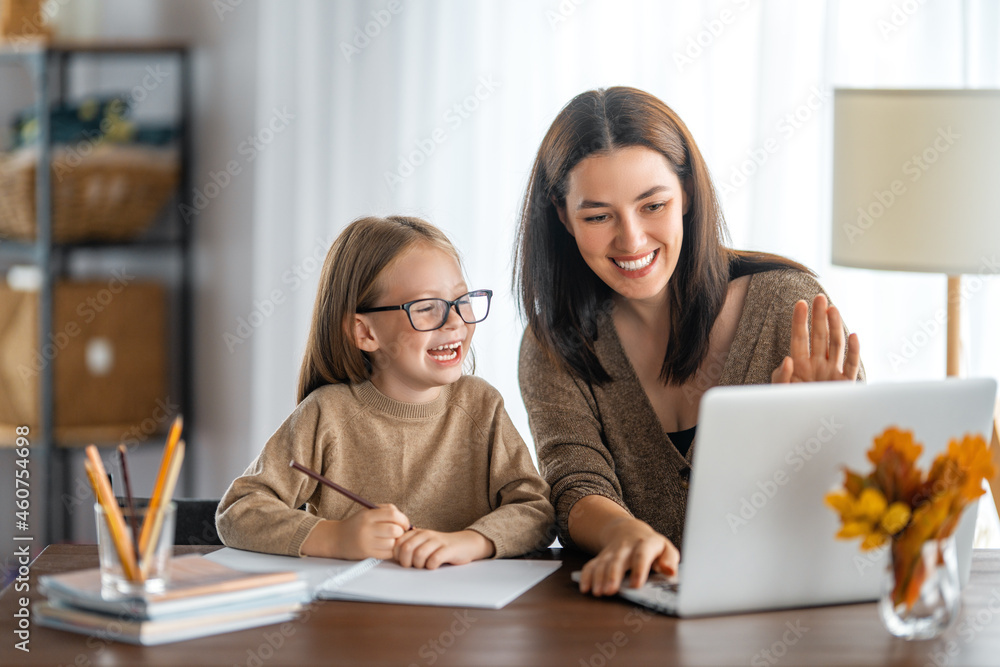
[297,215,460,403]
[513,87,810,385]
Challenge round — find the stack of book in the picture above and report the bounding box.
[34,554,309,645]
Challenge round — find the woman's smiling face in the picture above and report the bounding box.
[558,145,689,307]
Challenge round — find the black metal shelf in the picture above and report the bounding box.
[0,237,188,258]
[0,41,188,63]
[0,42,193,545]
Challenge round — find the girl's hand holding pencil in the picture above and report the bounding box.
[309,505,412,561]
[293,459,494,566]
[294,460,411,560]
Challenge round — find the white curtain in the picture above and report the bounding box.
[241,0,1000,533]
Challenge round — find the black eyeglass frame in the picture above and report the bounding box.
[357,289,493,332]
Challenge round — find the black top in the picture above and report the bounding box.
[667,425,697,459]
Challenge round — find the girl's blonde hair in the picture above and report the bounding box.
[297,215,461,402]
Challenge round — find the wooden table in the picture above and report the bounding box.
[3,545,1000,666]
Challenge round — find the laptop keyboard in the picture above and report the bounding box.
[570,571,680,614]
[648,577,679,594]
[618,575,680,614]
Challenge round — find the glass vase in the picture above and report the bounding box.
[878,534,960,640]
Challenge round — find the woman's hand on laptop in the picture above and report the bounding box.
[577,516,679,596]
[771,294,861,384]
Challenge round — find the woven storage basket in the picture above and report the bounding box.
[0,145,179,242]
[0,280,166,445]
[0,0,51,41]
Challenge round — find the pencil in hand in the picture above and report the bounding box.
[289,459,413,530]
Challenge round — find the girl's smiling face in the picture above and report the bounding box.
[354,242,474,403]
[558,145,690,309]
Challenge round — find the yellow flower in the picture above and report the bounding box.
[836,521,871,539]
[869,427,923,468]
[855,487,888,522]
[948,435,996,502]
[879,502,911,535]
[828,487,913,550]
[824,491,853,515]
[824,487,889,522]
[828,428,995,609]
[861,531,888,551]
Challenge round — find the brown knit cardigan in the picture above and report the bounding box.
[518,269,864,550]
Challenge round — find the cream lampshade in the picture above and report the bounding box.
[831,88,1000,516]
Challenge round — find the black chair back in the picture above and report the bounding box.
[122,498,224,546]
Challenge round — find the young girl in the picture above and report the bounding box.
[217,216,554,568]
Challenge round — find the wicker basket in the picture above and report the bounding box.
[0,145,179,242]
[0,0,51,42]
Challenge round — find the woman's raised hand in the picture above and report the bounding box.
[771,294,861,384]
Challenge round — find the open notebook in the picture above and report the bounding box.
[206,547,561,609]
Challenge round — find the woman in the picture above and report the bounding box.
[515,87,863,597]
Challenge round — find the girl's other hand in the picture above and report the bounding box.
[393,529,495,569]
[771,294,861,384]
[303,503,410,560]
[577,517,679,596]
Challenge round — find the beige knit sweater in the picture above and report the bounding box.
[518,269,864,551]
[217,375,555,558]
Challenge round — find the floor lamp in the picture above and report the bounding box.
[831,88,1000,519]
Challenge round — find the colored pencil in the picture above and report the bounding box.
[289,459,413,530]
[140,440,185,580]
[85,446,140,582]
[289,460,377,509]
[139,415,183,554]
[118,444,140,558]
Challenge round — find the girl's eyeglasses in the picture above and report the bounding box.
[357,289,493,332]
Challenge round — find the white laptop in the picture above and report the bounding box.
[577,378,997,617]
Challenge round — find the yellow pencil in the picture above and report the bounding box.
[139,415,183,554]
[140,440,185,579]
[85,446,141,582]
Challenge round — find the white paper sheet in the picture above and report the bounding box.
[206,548,561,609]
[204,548,378,594]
